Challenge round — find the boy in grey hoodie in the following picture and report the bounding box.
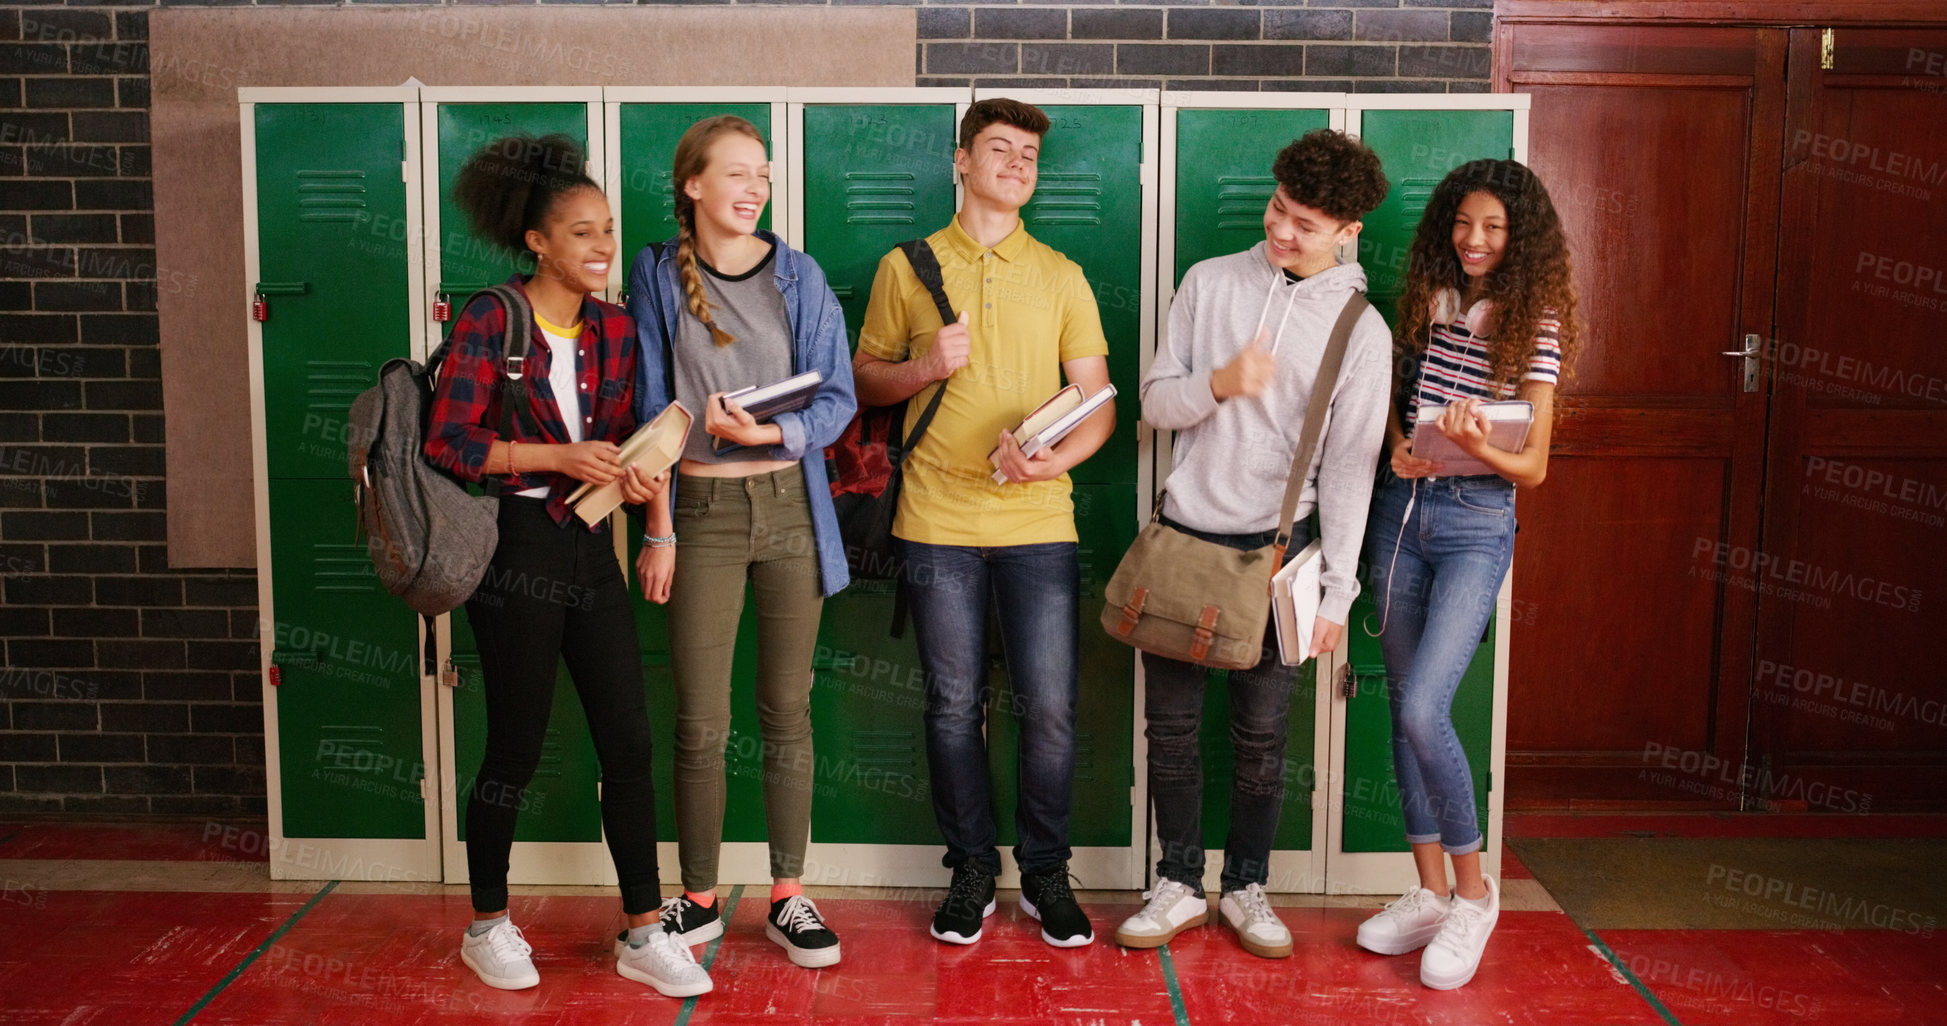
[1115,130,1392,958]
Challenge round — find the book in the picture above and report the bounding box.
[1409,399,1533,477]
[565,401,692,527]
[712,370,824,454]
[1270,539,1325,666]
[987,383,1118,484]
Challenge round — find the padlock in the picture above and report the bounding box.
[440,660,460,688]
[433,293,451,322]
[268,664,282,688]
[1338,663,1358,699]
[251,294,268,322]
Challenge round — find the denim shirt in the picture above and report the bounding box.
[627,229,858,596]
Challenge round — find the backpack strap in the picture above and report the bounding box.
[891,238,954,464]
[460,284,543,445]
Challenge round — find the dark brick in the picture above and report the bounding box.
[1023,43,1114,77]
[43,541,133,575]
[1071,77,1161,89]
[54,605,135,637]
[235,735,264,766]
[185,577,256,607]
[0,514,90,545]
[116,76,147,110]
[1355,9,1449,42]
[137,545,169,574]
[1407,0,1490,7]
[1072,9,1161,39]
[1451,11,1492,44]
[61,732,145,763]
[0,733,57,761]
[115,11,148,40]
[150,795,257,817]
[914,77,971,89]
[0,606,50,635]
[142,670,234,701]
[0,413,35,442]
[79,315,159,346]
[916,7,968,39]
[1169,9,1259,40]
[147,733,232,764]
[97,639,185,670]
[0,43,68,75]
[95,575,181,606]
[3,572,90,604]
[231,610,259,640]
[125,281,157,314]
[0,793,62,814]
[75,246,155,281]
[1213,42,1306,77]
[926,42,1019,75]
[132,414,162,444]
[87,447,162,480]
[34,279,121,312]
[0,11,15,41]
[19,11,114,41]
[41,414,128,445]
[1307,43,1398,77]
[1329,0,1407,6]
[62,794,152,815]
[975,9,1065,40]
[1352,77,1452,93]
[1397,43,1488,78]
[85,380,163,412]
[194,765,265,796]
[0,79,14,109]
[104,765,190,796]
[0,478,42,508]
[100,701,187,733]
[17,764,103,794]
[68,40,146,77]
[70,110,146,143]
[142,608,230,640]
[120,213,153,245]
[44,477,136,511]
[1265,9,1353,41]
[0,246,77,279]
[4,179,72,211]
[1449,79,1491,93]
[115,144,148,177]
[2,111,69,143]
[24,75,111,108]
[7,639,94,667]
[0,314,77,345]
[92,511,166,541]
[85,670,141,701]
[73,178,149,210]
[12,701,98,732]
[24,142,124,177]
[190,704,261,734]
[1117,43,1210,76]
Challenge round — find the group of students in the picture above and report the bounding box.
[421,97,1580,999]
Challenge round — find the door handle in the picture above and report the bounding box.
[1721,333,1760,393]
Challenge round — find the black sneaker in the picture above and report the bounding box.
[658,894,724,945]
[929,862,996,945]
[766,895,841,968]
[1019,864,1094,948]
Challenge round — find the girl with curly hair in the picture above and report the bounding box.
[1354,158,1580,989]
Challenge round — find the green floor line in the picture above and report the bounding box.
[175,879,339,1025]
[672,884,743,1026]
[1157,943,1192,1026]
[1581,926,1684,1026]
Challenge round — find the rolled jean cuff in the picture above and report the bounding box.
[1403,830,1443,847]
[1442,834,1484,857]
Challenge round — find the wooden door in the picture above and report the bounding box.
[1753,28,1947,811]
[1498,24,1787,806]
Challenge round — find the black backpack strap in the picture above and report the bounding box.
[891,239,954,463]
[465,285,543,445]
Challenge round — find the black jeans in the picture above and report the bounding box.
[464,498,660,915]
[1142,515,1311,894]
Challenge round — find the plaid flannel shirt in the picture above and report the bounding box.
[423,275,639,529]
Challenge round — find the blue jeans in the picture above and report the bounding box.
[898,539,1079,876]
[1364,473,1514,855]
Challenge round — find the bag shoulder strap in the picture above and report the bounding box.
[463,284,542,443]
[1273,291,1370,561]
[891,238,954,463]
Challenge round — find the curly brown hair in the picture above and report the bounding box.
[1394,158,1580,393]
[1270,130,1390,223]
[451,133,600,261]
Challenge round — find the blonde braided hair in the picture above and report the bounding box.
[671,115,767,348]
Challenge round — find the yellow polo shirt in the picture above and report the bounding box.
[857,216,1109,547]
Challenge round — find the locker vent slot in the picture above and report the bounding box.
[317,725,386,768]
[533,728,566,781]
[306,360,376,412]
[296,170,370,223]
[312,541,380,594]
[1027,172,1101,226]
[845,172,916,225]
[1072,731,1097,782]
[851,730,916,770]
[1396,180,1439,224]
[1216,175,1277,229]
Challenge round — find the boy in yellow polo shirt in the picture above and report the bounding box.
[852,97,1113,949]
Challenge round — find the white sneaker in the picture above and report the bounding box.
[1113,879,1208,949]
[1219,884,1292,959]
[459,919,540,991]
[616,925,714,998]
[1419,877,1499,990]
[1355,885,1450,956]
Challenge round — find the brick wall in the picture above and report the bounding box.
[0,0,1490,819]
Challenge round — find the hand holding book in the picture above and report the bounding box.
[988,383,1119,485]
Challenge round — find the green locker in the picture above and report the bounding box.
[616,102,772,282]
[799,102,959,845]
[254,102,423,841]
[1338,104,1512,858]
[434,99,604,843]
[1168,104,1336,854]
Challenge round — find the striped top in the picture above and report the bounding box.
[1405,288,1561,436]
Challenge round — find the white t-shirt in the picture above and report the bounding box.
[514,325,584,497]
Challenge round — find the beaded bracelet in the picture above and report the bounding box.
[642,533,676,549]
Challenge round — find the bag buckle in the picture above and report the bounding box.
[1191,605,1220,662]
[1116,587,1148,637]
[503,355,525,381]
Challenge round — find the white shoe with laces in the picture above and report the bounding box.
[1219,883,1292,959]
[1355,885,1451,956]
[1113,878,1208,949]
[1419,877,1499,990]
[616,925,714,998]
[459,919,540,991]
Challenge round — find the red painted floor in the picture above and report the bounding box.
[1600,929,1947,1026]
[0,821,268,862]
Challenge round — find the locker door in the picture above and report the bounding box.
[799,102,959,847]
[1332,105,1514,886]
[992,102,1144,852]
[1168,105,1333,863]
[616,102,773,279]
[431,99,605,847]
[252,102,424,842]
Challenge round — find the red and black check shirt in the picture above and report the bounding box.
[423,275,639,529]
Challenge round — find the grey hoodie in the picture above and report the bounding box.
[1140,243,1392,624]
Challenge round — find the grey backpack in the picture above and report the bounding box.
[346,285,536,618]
